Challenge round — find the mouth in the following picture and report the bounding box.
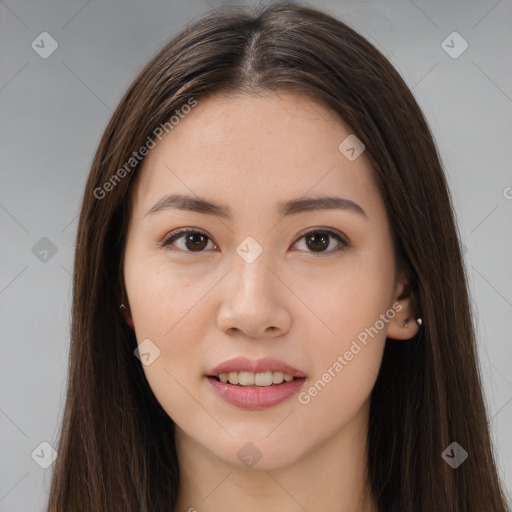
[205,357,307,409]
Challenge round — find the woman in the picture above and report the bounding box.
[46,2,510,511]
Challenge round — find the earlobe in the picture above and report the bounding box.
[120,303,135,330]
[386,278,422,340]
[386,305,422,340]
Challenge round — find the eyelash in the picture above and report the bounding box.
[160,227,350,257]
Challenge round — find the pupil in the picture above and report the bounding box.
[307,232,328,252]
[186,233,207,251]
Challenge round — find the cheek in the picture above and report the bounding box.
[308,248,395,346]
[295,245,394,419]
[127,255,208,338]
[124,253,217,397]
[296,291,389,438]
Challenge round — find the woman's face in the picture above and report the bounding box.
[123,90,415,469]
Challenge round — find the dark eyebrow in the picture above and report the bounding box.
[145,193,367,219]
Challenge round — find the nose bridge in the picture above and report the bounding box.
[232,237,273,297]
[217,236,289,336]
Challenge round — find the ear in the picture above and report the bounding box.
[120,303,135,331]
[386,273,420,340]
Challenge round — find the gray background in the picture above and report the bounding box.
[1,0,511,510]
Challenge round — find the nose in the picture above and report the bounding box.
[216,252,292,339]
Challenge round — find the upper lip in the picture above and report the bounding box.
[207,357,307,378]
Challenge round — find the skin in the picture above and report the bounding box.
[122,90,419,512]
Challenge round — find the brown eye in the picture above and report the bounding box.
[293,229,349,256]
[305,232,330,252]
[182,232,209,251]
[162,229,216,253]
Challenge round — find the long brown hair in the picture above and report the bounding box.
[46,2,510,510]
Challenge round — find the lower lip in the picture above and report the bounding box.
[206,376,306,410]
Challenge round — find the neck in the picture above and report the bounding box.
[174,400,377,512]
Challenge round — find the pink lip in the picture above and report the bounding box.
[205,357,307,410]
[206,377,306,410]
[207,357,307,378]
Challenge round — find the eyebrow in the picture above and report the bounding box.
[145,193,368,219]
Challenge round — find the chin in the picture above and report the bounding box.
[203,432,309,471]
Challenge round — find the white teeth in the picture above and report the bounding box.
[272,371,284,384]
[216,371,296,386]
[238,371,255,386]
[254,371,273,386]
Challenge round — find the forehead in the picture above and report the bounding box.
[130,90,383,218]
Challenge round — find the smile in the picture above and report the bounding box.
[206,357,307,409]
